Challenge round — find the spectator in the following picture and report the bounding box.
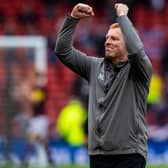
[56,97,87,146]
[20,70,49,166]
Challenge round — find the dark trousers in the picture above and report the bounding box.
[90,153,146,168]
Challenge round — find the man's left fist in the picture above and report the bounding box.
[114,3,129,17]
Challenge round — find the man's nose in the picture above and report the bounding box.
[105,40,113,47]
[105,39,110,46]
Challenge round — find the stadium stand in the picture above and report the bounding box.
[0,0,167,141]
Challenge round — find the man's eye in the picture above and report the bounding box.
[112,37,119,41]
[111,37,115,40]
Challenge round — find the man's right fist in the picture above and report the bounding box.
[71,3,94,19]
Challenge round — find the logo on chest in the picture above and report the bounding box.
[98,69,105,82]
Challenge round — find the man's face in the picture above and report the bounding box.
[105,27,127,60]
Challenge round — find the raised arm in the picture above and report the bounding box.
[115,3,152,83]
[54,3,94,80]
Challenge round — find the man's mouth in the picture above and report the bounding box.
[105,48,113,52]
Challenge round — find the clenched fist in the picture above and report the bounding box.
[114,3,129,17]
[71,3,94,19]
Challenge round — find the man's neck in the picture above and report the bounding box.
[111,56,128,65]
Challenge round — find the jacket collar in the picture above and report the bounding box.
[104,58,128,71]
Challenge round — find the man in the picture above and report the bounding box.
[55,3,152,168]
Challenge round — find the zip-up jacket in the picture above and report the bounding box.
[55,14,152,159]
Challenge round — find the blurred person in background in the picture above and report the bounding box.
[146,28,168,141]
[56,96,87,147]
[55,2,152,168]
[161,32,168,104]
[20,70,50,166]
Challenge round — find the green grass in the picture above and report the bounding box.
[147,166,168,168]
[0,164,167,168]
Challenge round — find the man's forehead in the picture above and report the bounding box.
[107,28,122,36]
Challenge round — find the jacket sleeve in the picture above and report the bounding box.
[117,16,152,83]
[54,14,93,80]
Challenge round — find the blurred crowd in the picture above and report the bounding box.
[0,0,168,164]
